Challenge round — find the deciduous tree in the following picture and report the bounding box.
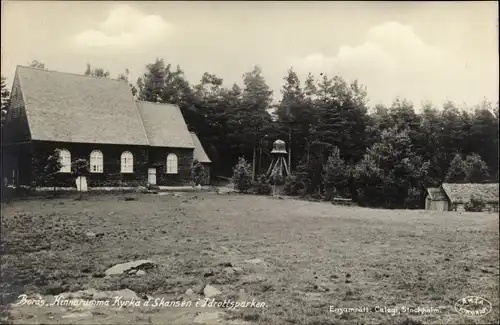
[28,60,47,69]
[84,64,110,78]
[44,149,63,196]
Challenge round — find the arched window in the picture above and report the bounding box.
[59,149,71,173]
[166,153,178,174]
[121,151,134,173]
[90,150,103,173]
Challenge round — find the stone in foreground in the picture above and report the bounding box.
[244,258,265,265]
[193,311,226,324]
[203,285,221,298]
[104,260,156,276]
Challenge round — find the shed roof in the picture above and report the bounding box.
[136,101,194,148]
[190,132,211,163]
[16,66,149,145]
[441,183,499,204]
[426,187,447,201]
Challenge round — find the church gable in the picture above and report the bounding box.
[190,132,211,163]
[3,73,31,144]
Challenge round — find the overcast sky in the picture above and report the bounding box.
[1,1,498,109]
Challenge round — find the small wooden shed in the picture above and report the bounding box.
[425,187,449,211]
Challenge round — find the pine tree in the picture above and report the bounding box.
[469,106,498,181]
[313,74,343,158]
[137,58,166,102]
[304,73,317,100]
[312,75,369,164]
[277,68,306,170]
[232,66,273,178]
[241,65,273,111]
[418,102,444,185]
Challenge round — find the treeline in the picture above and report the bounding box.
[1,59,498,208]
[130,59,498,208]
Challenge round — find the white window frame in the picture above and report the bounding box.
[120,151,134,173]
[59,149,71,173]
[166,153,178,174]
[90,150,103,173]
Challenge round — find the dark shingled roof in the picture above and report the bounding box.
[426,187,447,201]
[190,132,211,163]
[441,183,499,204]
[16,66,149,145]
[136,101,194,148]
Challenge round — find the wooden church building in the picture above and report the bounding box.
[2,66,211,188]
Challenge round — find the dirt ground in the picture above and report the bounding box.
[1,192,498,325]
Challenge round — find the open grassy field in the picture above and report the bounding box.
[1,192,498,325]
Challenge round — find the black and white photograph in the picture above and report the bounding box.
[1,1,499,324]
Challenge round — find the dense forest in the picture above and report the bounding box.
[1,59,498,208]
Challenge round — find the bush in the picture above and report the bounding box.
[464,195,486,212]
[232,157,252,193]
[404,187,422,209]
[190,159,205,186]
[464,153,490,183]
[322,147,350,200]
[283,174,307,196]
[40,149,63,195]
[72,158,89,196]
[323,186,337,202]
[72,158,89,177]
[253,174,272,195]
[310,191,324,201]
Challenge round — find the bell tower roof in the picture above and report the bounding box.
[271,139,287,154]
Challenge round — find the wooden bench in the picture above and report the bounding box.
[331,197,353,206]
